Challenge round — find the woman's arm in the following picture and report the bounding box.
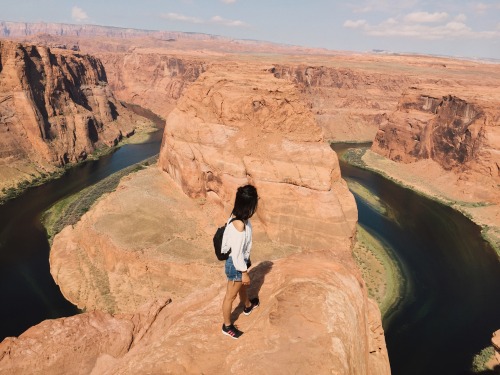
[228,221,248,272]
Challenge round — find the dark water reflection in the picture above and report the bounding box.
[332,143,500,375]
[0,129,163,340]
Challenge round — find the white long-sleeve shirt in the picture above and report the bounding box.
[221,217,253,272]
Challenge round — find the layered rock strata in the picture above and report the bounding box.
[271,64,407,142]
[159,63,357,250]
[371,90,500,204]
[0,40,144,193]
[96,52,206,120]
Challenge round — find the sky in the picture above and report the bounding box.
[1,0,500,59]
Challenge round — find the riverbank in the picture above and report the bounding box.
[42,155,158,243]
[0,113,160,206]
[352,224,403,317]
[335,146,405,321]
[343,147,500,257]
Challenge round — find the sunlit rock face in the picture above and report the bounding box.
[372,91,500,202]
[0,40,142,191]
[159,63,357,250]
[270,64,407,142]
[96,52,206,120]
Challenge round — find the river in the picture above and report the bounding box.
[332,143,500,375]
[0,127,164,340]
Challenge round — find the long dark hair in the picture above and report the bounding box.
[232,184,258,220]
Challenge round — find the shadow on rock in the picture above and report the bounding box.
[231,260,273,321]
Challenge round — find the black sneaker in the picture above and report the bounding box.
[222,324,243,339]
[243,297,260,316]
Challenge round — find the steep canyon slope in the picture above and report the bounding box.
[0,39,147,197]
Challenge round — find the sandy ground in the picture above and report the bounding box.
[352,225,403,317]
[362,150,500,255]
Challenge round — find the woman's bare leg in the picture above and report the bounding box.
[222,281,242,326]
[239,285,251,308]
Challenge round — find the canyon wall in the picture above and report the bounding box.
[0,39,146,194]
[0,21,231,41]
[372,89,500,203]
[271,64,407,142]
[96,52,206,120]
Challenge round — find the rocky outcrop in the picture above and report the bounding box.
[159,63,357,250]
[3,226,390,374]
[96,53,206,120]
[372,90,500,202]
[0,297,172,375]
[271,64,407,142]
[492,330,500,369]
[44,165,388,375]
[0,39,145,193]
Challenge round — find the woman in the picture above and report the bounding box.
[221,184,260,339]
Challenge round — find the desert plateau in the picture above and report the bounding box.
[0,14,499,375]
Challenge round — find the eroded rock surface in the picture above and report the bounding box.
[373,92,499,179]
[491,330,500,369]
[0,298,172,375]
[3,240,390,374]
[0,39,146,193]
[44,165,389,374]
[97,52,206,120]
[271,64,406,142]
[159,63,357,250]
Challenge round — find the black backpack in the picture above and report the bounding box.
[213,217,241,261]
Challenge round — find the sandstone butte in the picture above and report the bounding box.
[0,23,499,373]
[0,39,150,197]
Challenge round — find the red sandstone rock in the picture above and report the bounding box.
[43,166,390,374]
[492,330,500,367]
[372,90,500,204]
[96,52,205,120]
[158,63,357,250]
[43,61,388,373]
[0,39,146,193]
[0,298,171,375]
[271,64,406,142]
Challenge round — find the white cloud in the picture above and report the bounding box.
[352,0,419,13]
[473,2,489,14]
[344,13,500,40]
[210,15,246,27]
[161,12,203,24]
[221,0,237,3]
[472,2,500,14]
[404,11,448,23]
[71,6,88,23]
[344,19,368,29]
[160,13,247,27]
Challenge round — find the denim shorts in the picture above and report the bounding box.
[225,256,242,282]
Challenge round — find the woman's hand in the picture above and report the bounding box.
[242,272,250,286]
